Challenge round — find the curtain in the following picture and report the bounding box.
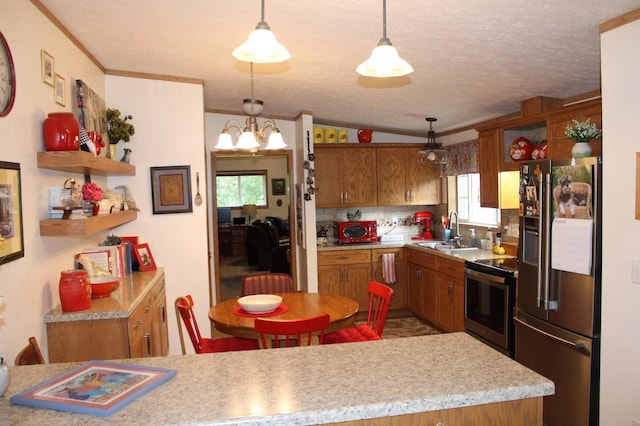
[443,139,479,176]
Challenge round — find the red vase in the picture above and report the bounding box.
[43,112,80,151]
[92,202,100,216]
[59,269,91,312]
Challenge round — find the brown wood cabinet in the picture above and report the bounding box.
[371,248,406,310]
[314,145,377,208]
[477,96,602,208]
[45,269,169,363]
[406,249,465,332]
[318,247,408,312]
[376,147,441,205]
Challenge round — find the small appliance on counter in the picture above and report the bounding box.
[337,220,377,244]
[411,211,434,240]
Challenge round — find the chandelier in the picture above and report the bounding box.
[232,0,291,64]
[418,117,447,165]
[356,0,413,78]
[215,63,286,152]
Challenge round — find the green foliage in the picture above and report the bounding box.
[216,174,266,207]
[106,108,135,144]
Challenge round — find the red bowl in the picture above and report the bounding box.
[89,276,120,299]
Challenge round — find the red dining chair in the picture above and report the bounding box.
[323,281,394,344]
[175,295,259,354]
[241,273,294,296]
[255,313,331,348]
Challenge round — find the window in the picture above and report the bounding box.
[456,173,499,226]
[216,171,267,207]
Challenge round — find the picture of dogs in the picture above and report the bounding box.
[557,175,588,217]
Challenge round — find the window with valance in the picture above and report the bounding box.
[443,139,479,176]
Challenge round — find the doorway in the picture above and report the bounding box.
[211,151,295,302]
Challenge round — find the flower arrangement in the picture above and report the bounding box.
[106,108,135,145]
[81,182,104,203]
[564,118,602,142]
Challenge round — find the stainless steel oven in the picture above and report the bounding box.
[464,258,518,358]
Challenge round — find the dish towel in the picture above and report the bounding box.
[381,253,396,284]
[551,218,593,275]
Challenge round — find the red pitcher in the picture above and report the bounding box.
[59,269,91,312]
[357,128,373,143]
[43,112,80,151]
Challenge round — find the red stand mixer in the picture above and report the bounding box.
[411,211,434,240]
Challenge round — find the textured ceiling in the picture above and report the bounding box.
[38,0,640,135]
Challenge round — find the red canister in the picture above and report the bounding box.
[43,112,80,151]
[59,269,92,312]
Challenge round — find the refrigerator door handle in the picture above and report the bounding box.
[514,317,586,350]
[541,172,558,311]
[535,173,545,308]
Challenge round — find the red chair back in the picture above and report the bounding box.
[364,281,394,337]
[175,295,204,354]
[255,313,330,348]
[241,273,294,296]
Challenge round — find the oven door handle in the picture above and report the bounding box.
[464,268,506,284]
[513,317,586,350]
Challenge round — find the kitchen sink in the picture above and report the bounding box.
[416,242,479,252]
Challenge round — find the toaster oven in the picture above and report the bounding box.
[337,220,378,244]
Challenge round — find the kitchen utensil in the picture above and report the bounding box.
[357,128,373,143]
[237,294,282,314]
[89,275,121,299]
[194,172,203,206]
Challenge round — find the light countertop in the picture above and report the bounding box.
[0,333,553,425]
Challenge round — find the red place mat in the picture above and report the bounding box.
[233,304,288,318]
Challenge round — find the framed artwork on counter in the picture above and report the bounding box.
[0,161,24,265]
[133,243,156,271]
[150,165,192,214]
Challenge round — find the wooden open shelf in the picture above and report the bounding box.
[37,151,135,176]
[40,210,137,237]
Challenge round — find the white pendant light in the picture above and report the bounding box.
[232,0,291,64]
[357,0,413,78]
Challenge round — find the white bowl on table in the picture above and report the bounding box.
[237,294,282,314]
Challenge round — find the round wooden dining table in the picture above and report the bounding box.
[208,292,359,340]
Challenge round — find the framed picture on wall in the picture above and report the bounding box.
[272,178,286,195]
[0,161,24,265]
[40,50,54,86]
[54,74,65,106]
[150,165,192,214]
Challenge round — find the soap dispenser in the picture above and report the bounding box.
[470,229,477,247]
[485,228,493,249]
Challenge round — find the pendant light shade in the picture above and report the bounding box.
[232,1,291,63]
[357,0,413,78]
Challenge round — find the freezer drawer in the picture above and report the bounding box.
[515,313,599,426]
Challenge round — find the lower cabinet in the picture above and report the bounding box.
[318,248,407,312]
[46,270,169,363]
[406,249,465,332]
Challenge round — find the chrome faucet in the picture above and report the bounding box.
[449,211,461,247]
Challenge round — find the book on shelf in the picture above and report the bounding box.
[74,244,132,278]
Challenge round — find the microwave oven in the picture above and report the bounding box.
[338,221,378,244]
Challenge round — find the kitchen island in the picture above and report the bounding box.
[0,333,553,425]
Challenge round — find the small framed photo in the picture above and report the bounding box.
[41,50,54,86]
[54,73,65,106]
[272,178,286,195]
[150,165,192,214]
[133,243,156,271]
[0,161,24,265]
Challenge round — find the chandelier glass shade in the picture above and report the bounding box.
[418,117,447,165]
[357,0,413,78]
[232,0,291,64]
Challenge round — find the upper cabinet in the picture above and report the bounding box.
[377,146,441,206]
[477,95,602,208]
[37,151,137,236]
[314,145,377,208]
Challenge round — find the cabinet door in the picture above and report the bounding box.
[343,147,377,206]
[407,262,423,315]
[151,281,169,357]
[344,263,373,309]
[406,147,441,205]
[479,129,501,208]
[377,148,408,205]
[372,261,406,310]
[436,273,455,332]
[422,268,438,326]
[547,102,602,160]
[315,149,344,207]
[318,264,343,294]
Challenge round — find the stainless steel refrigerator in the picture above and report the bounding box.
[516,156,601,426]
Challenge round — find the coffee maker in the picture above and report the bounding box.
[411,211,434,240]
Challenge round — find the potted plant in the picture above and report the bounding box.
[564,118,602,158]
[106,108,135,160]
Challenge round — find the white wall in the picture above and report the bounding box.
[0,0,106,364]
[600,15,640,425]
[106,76,208,356]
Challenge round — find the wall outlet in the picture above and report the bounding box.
[392,217,399,225]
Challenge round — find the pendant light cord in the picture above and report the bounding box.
[261,0,265,22]
[382,0,387,39]
[250,62,255,101]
